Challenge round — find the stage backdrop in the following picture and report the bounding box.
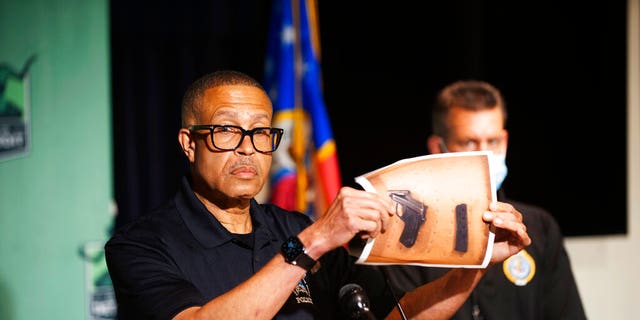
[0,0,113,319]
[110,1,626,239]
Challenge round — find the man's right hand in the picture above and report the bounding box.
[297,187,396,260]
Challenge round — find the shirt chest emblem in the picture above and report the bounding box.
[293,277,314,304]
[502,249,536,286]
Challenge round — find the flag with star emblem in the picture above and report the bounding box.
[263,0,341,219]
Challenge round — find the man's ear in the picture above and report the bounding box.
[178,128,195,162]
[427,135,444,154]
[502,129,509,154]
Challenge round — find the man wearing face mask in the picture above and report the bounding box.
[381,80,586,320]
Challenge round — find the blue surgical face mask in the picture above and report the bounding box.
[489,153,508,191]
[439,139,508,190]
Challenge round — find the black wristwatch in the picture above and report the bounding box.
[281,236,317,272]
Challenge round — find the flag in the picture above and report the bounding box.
[263,0,341,219]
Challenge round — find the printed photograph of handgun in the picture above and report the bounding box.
[354,151,495,268]
[387,190,426,248]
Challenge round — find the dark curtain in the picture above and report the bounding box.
[110,0,272,230]
[317,2,628,237]
[111,1,627,236]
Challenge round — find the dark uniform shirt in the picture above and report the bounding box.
[105,176,396,319]
[382,190,587,320]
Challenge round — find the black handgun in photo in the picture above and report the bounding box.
[387,190,427,248]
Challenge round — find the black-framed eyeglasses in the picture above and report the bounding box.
[188,124,284,153]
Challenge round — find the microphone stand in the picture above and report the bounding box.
[381,268,408,320]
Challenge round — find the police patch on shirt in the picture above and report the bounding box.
[503,249,536,286]
[293,277,314,304]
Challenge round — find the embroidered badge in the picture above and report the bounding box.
[503,249,536,286]
[293,277,314,304]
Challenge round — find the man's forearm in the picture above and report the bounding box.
[386,268,487,320]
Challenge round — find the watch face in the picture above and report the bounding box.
[282,236,304,262]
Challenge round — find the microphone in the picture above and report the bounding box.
[339,283,377,320]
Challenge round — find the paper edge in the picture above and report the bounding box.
[353,151,497,268]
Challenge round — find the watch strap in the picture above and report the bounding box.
[290,251,317,272]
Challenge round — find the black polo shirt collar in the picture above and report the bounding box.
[174,175,277,251]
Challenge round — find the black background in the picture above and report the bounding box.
[111,0,627,237]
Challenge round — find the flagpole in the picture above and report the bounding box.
[305,0,328,216]
[291,0,309,213]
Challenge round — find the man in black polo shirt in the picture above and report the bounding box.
[105,70,532,319]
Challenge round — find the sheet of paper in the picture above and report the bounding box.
[353,151,496,268]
